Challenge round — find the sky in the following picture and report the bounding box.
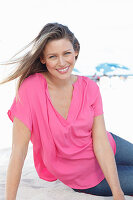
[0,0,133,75]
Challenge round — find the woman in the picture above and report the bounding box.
[1,23,133,200]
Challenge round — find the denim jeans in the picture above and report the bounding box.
[72,132,133,196]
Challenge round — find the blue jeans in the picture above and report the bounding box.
[72,132,133,196]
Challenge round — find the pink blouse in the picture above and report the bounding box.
[7,72,116,189]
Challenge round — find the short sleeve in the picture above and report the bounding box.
[91,85,104,117]
[7,80,32,132]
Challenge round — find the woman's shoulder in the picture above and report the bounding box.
[79,75,98,90]
[19,72,44,94]
[21,72,44,85]
[79,76,100,103]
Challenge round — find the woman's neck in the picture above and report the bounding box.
[43,72,76,89]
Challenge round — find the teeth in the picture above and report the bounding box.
[58,67,69,72]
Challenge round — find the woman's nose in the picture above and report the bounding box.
[57,56,66,66]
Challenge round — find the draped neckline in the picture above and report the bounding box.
[38,73,80,125]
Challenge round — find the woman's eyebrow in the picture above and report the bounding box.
[64,48,73,52]
[46,49,73,56]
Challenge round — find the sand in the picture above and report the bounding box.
[0,146,132,200]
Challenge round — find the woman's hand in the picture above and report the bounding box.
[113,195,125,200]
[113,190,125,200]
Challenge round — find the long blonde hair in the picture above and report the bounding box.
[0,22,80,100]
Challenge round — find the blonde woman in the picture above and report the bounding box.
[1,23,133,200]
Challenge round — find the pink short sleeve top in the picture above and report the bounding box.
[7,73,116,189]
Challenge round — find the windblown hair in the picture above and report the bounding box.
[0,22,80,99]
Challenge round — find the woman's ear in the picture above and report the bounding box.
[75,51,78,57]
[75,51,79,60]
[40,56,46,64]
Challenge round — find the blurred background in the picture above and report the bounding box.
[0,0,133,149]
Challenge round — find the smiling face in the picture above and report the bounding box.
[40,38,78,80]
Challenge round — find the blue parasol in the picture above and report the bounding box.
[73,68,80,73]
[95,63,129,76]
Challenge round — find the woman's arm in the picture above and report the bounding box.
[92,114,125,199]
[6,117,31,200]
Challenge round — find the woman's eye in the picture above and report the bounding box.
[49,55,55,59]
[65,52,71,55]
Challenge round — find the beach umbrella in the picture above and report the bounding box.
[95,63,130,76]
[72,68,81,75]
[73,68,80,73]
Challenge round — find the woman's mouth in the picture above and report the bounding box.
[56,66,69,74]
